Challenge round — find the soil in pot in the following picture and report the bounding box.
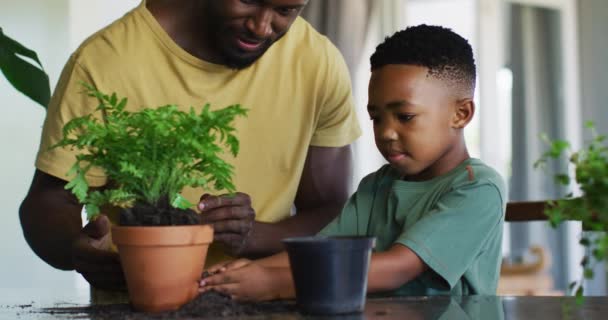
[119,198,201,226]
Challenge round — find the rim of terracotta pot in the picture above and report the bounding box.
[112,225,214,246]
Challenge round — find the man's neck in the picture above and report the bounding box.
[146,0,218,63]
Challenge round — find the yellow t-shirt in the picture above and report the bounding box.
[36,2,361,265]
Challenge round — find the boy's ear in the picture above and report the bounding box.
[452,98,475,129]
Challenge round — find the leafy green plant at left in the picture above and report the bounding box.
[53,83,248,220]
[0,27,50,107]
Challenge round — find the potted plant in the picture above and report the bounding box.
[53,84,247,312]
[535,121,608,303]
[0,27,50,108]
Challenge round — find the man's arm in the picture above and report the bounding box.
[19,170,125,290]
[19,170,83,270]
[244,145,353,257]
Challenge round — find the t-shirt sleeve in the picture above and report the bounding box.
[35,55,108,187]
[310,39,361,147]
[318,169,382,237]
[318,192,361,237]
[397,182,505,290]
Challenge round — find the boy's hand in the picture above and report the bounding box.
[198,193,255,256]
[203,258,253,277]
[72,214,125,291]
[199,263,284,301]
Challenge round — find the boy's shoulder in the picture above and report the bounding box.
[355,159,506,200]
[357,164,400,189]
[454,158,505,188]
[362,159,505,186]
[446,158,507,204]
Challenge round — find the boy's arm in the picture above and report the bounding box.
[256,251,290,268]
[367,243,428,292]
[200,262,295,301]
[262,244,427,295]
[201,244,426,301]
[205,251,290,275]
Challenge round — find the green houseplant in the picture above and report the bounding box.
[535,121,608,302]
[0,27,50,108]
[54,84,247,312]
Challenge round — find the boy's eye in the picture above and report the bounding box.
[369,115,380,124]
[276,7,298,16]
[240,0,259,5]
[397,114,415,122]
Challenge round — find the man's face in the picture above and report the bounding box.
[367,65,461,181]
[205,0,308,69]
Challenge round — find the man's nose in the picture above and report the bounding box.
[246,9,273,39]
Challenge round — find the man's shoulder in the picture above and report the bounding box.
[287,17,332,46]
[278,17,341,63]
[71,7,143,70]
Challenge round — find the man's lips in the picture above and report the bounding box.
[236,36,264,51]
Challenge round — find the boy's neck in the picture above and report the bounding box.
[403,141,471,182]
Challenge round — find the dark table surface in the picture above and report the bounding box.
[1,287,607,320]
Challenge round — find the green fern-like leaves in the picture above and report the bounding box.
[53,83,247,220]
[536,123,608,301]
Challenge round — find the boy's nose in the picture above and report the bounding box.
[246,9,273,39]
[380,126,399,141]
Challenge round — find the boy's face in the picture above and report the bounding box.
[367,65,472,181]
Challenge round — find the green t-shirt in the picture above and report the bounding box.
[319,158,506,296]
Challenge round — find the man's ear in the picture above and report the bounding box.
[452,98,475,129]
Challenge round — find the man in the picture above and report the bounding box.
[19,0,360,291]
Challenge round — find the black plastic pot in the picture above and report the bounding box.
[282,236,376,315]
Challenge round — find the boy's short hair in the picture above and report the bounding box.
[370,24,476,95]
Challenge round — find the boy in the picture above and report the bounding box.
[199,24,506,301]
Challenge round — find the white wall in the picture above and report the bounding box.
[579,0,608,135]
[68,0,140,51]
[0,0,138,291]
[578,0,608,295]
[0,0,73,290]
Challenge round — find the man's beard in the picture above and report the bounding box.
[221,40,272,69]
[202,12,282,69]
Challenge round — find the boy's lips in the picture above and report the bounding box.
[386,151,407,163]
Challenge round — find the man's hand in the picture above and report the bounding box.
[198,193,255,256]
[199,262,291,301]
[72,215,125,291]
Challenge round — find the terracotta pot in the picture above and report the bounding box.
[112,225,213,312]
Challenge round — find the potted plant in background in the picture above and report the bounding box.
[535,121,608,303]
[0,27,50,108]
[54,84,247,312]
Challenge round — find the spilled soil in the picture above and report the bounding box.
[38,291,295,319]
